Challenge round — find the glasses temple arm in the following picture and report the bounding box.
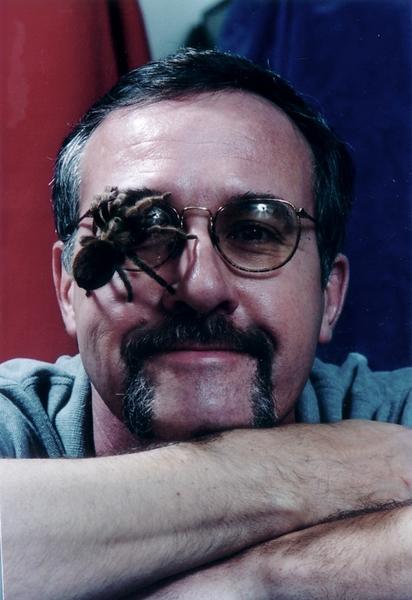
[297,208,317,224]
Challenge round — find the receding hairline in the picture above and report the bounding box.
[78,88,316,198]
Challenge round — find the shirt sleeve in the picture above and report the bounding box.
[296,353,412,426]
[0,390,56,457]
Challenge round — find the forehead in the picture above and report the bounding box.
[79,91,314,211]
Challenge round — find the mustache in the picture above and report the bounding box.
[121,313,275,367]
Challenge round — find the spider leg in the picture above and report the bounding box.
[127,253,175,295]
[100,200,112,224]
[115,265,134,302]
[146,224,198,240]
[89,210,102,235]
[77,208,93,224]
[93,201,111,232]
[124,192,171,219]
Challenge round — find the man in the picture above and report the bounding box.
[1,49,411,599]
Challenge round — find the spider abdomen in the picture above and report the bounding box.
[73,239,122,291]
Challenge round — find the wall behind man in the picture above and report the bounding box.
[139,0,218,58]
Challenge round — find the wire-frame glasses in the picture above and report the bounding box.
[119,196,317,274]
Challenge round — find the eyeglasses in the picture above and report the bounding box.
[118,196,317,274]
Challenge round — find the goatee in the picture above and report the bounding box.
[120,313,277,440]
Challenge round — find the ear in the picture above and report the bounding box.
[52,241,77,338]
[318,253,349,344]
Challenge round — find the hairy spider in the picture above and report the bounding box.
[72,187,195,302]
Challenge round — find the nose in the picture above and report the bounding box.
[161,215,239,316]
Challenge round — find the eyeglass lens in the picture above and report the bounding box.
[124,203,184,269]
[124,199,300,273]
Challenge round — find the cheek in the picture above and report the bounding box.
[239,254,324,372]
[71,291,140,406]
[70,231,180,369]
[241,271,323,336]
[71,278,158,380]
[72,268,161,328]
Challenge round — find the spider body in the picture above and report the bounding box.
[72,187,192,302]
[73,237,124,293]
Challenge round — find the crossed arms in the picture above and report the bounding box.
[1,420,412,599]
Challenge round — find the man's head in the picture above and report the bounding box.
[52,49,352,447]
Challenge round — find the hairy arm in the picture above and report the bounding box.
[135,502,412,599]
[1,421,412,599]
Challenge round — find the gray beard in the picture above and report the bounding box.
[122,369,155,439]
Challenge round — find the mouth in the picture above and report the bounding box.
[160,342,245,352]
[148,346,249,367]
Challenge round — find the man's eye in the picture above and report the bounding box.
[226,221,284,245]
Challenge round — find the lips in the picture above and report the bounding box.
[148,344,249,368]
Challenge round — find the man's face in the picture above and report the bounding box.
[57,91,338,444]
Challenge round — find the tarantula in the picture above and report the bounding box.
[72,187,195,302]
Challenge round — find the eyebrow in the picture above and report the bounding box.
[123,189,286,205]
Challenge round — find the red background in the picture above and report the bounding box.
[0,0,149,361]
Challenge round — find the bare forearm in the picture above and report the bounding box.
[2,421,412,599]
[260,502,412,599]
[0,434,298,600]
